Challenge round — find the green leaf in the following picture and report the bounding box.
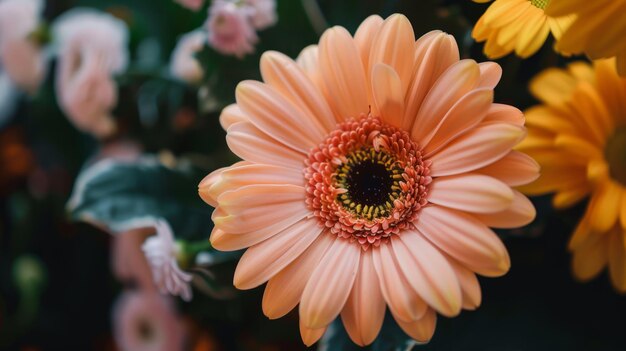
[66,154,212,240]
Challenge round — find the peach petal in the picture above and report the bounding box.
[214,184,308,233]
[417,205,510,277]
[473,190,536,229]
[210,228,261,251]
[393,232,462,317]
[412,60,481,144]
[198,166,229,207]
[476,150,540,186]
[403,31,459,131]
[372,243,428,322]
[300,238,360,329]
[428,173,514,214]
[368,14,416,93]
[260,51,336,133]
[202,162,296,209]
[300,319,327,347]
[236,80,326,152]
[354,15,384,71]
[429,123,526,177]
[423,88,493,155]
[477,62,502,90]
[209,204,308,251]
[392,308,437,343]
[447,258,482,310]
[296,45,323,89]
[233,217,323,289]
[319,26,369,121]
[208,163,304,201]
[226,122,305,169]
[220,103,248,130]
[262,233,334,319]
[218,183,304,211]
[481,103,525,126]
[340,250,385,346]
[371,63,404,128]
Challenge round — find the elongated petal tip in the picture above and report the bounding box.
[198,171,223,207]
[300,321,326,346]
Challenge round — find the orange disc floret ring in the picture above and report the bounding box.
[304,115,431,249]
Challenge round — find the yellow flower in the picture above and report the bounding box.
[546,0,626,76]
[518,59,626,292]
[472,0,574,59]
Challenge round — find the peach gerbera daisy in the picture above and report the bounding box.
[546,0,626,76]
[518,59,626,292]
[472,0,574,59]
[199,14,538,346]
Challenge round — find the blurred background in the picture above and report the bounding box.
[0,0,625,350]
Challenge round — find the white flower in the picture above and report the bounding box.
[242,0,277,30]
[0,0,46,93]
[52,9,129,138]
[113,290,186,351]
[142,219,193,302]
[52,9,129,73]
[0,0,42,41]
[206,0,258,58]
[170,29,206,83]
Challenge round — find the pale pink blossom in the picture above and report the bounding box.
[112,227,158,292]
[174,0,204,11]
[52,9,129,138]
[242,0,277,30]
[113,290,185,351]
[0,0,46,93]
[206,1,258,58]
[170,30,206,83]
[142,219,193,302]
[53,9,128,73]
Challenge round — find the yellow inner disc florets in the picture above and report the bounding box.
[530,0,549,10]
[334,148,404,220]
[303,114,432,249]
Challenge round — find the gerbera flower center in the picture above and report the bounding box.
[605,126,626,186]
[335,148,401,219]
[530,0,549,10]
[304,115,432,249]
